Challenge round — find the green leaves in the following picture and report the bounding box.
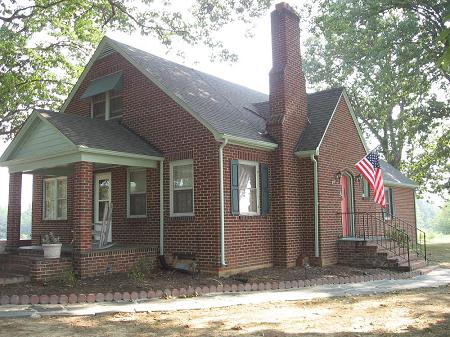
[0,0,272,137]
[303,0,449,200]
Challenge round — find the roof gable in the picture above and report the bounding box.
[3,114,75,162]
[60,37,277,150]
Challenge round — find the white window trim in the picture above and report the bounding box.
[43,176,67,221]
[127,168,147,218]
[238,160,260,216]
[170,159,194,217]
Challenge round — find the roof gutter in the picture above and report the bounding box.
[219,137,228,266]
[310,154,320,258]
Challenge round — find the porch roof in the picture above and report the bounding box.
[0,110,163,173]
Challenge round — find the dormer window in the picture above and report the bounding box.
[92,93,106,119]
[81,71,123,120]
[91,91,123,120]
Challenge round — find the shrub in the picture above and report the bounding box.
[128,257,152,283]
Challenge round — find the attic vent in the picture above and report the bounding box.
[98,44,115,59]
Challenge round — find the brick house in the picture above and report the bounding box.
[0,3,425,281]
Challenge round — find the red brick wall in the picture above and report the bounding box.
[75,246,158,279]
[7,172,22,247]
[72,162,93,252]
[391,187,416,226]
[318,98,378,265]
[64,51,222,272]
[30,258,73,283]
[317,97,417,265]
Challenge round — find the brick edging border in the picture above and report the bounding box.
[0,270,424,306]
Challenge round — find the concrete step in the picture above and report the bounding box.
[398,259,427,272]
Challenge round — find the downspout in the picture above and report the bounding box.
[219,138,228,266]
[310,154,320,258]
[159,160,164,256]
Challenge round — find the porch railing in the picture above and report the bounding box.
[339,212,427,269]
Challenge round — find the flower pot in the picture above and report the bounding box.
[0,241,6,254]
[42,243,62,259]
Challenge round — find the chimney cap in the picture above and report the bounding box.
[275,2,298,16]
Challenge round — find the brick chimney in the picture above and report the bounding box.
[268,3,309,268]
[267,2,307,144]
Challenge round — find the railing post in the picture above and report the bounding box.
[424,233,427,261]
[407,234,410,270]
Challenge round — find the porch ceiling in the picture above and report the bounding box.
[0,110,163,173]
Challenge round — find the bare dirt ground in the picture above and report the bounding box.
[0,264,392,297]
[0,285,449,337]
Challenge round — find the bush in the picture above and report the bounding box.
[61,266,77,287]
[128,257,153,283]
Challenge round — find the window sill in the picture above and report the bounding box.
[127,215,147,219]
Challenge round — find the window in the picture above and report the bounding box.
[91,91,123,120]
[43,177,67,220]
[238,161,259,215]
[363,179,370,199]
[128,169,147,217]
[383,187,395,219]
[92,93,106,119]
[170,160,194,216]
[110,90,123,119]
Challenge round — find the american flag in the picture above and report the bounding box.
[355,151,386,208]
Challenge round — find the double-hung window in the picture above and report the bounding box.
[91,91,123,120]
[43,177,67,220]
[237,161,259,215]
[383,187,395,219]
[170,160,194,216]
[128,169,147,217]
[230,160,269,216]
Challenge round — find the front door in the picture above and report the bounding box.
[94,172,112,242]
[340,174,354,236]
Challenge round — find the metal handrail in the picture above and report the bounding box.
[340,211,427,261]
[338,211,423,268]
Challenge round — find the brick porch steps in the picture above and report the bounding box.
[337,238,427,272]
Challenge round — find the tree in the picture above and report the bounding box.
[302,0,449,199]
[434,201,450,234]
[0,0,272,137]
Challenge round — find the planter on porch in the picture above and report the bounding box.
[0,240,6,254]
[42,244,63,259]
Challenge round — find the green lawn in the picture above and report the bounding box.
[426,239,450,268]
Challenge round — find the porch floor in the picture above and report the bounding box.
[15,244,158,255]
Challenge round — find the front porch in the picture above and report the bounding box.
[0,110,165,280]
[0,244,159,283]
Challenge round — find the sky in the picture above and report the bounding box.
[0,4,444,209]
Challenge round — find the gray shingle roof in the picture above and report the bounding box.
[111,39,273,143]
[380,159,418,187]
[296,87,344,152]
[39,110,161,157]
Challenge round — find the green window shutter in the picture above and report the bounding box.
[230,160,240,215]
[260,163,269,215]
[390,188,396,216]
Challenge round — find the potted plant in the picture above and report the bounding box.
[42,232,62,259]
[0,240,6,254]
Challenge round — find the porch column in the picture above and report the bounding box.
[72,161,93,252]
[7,172,22,248]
